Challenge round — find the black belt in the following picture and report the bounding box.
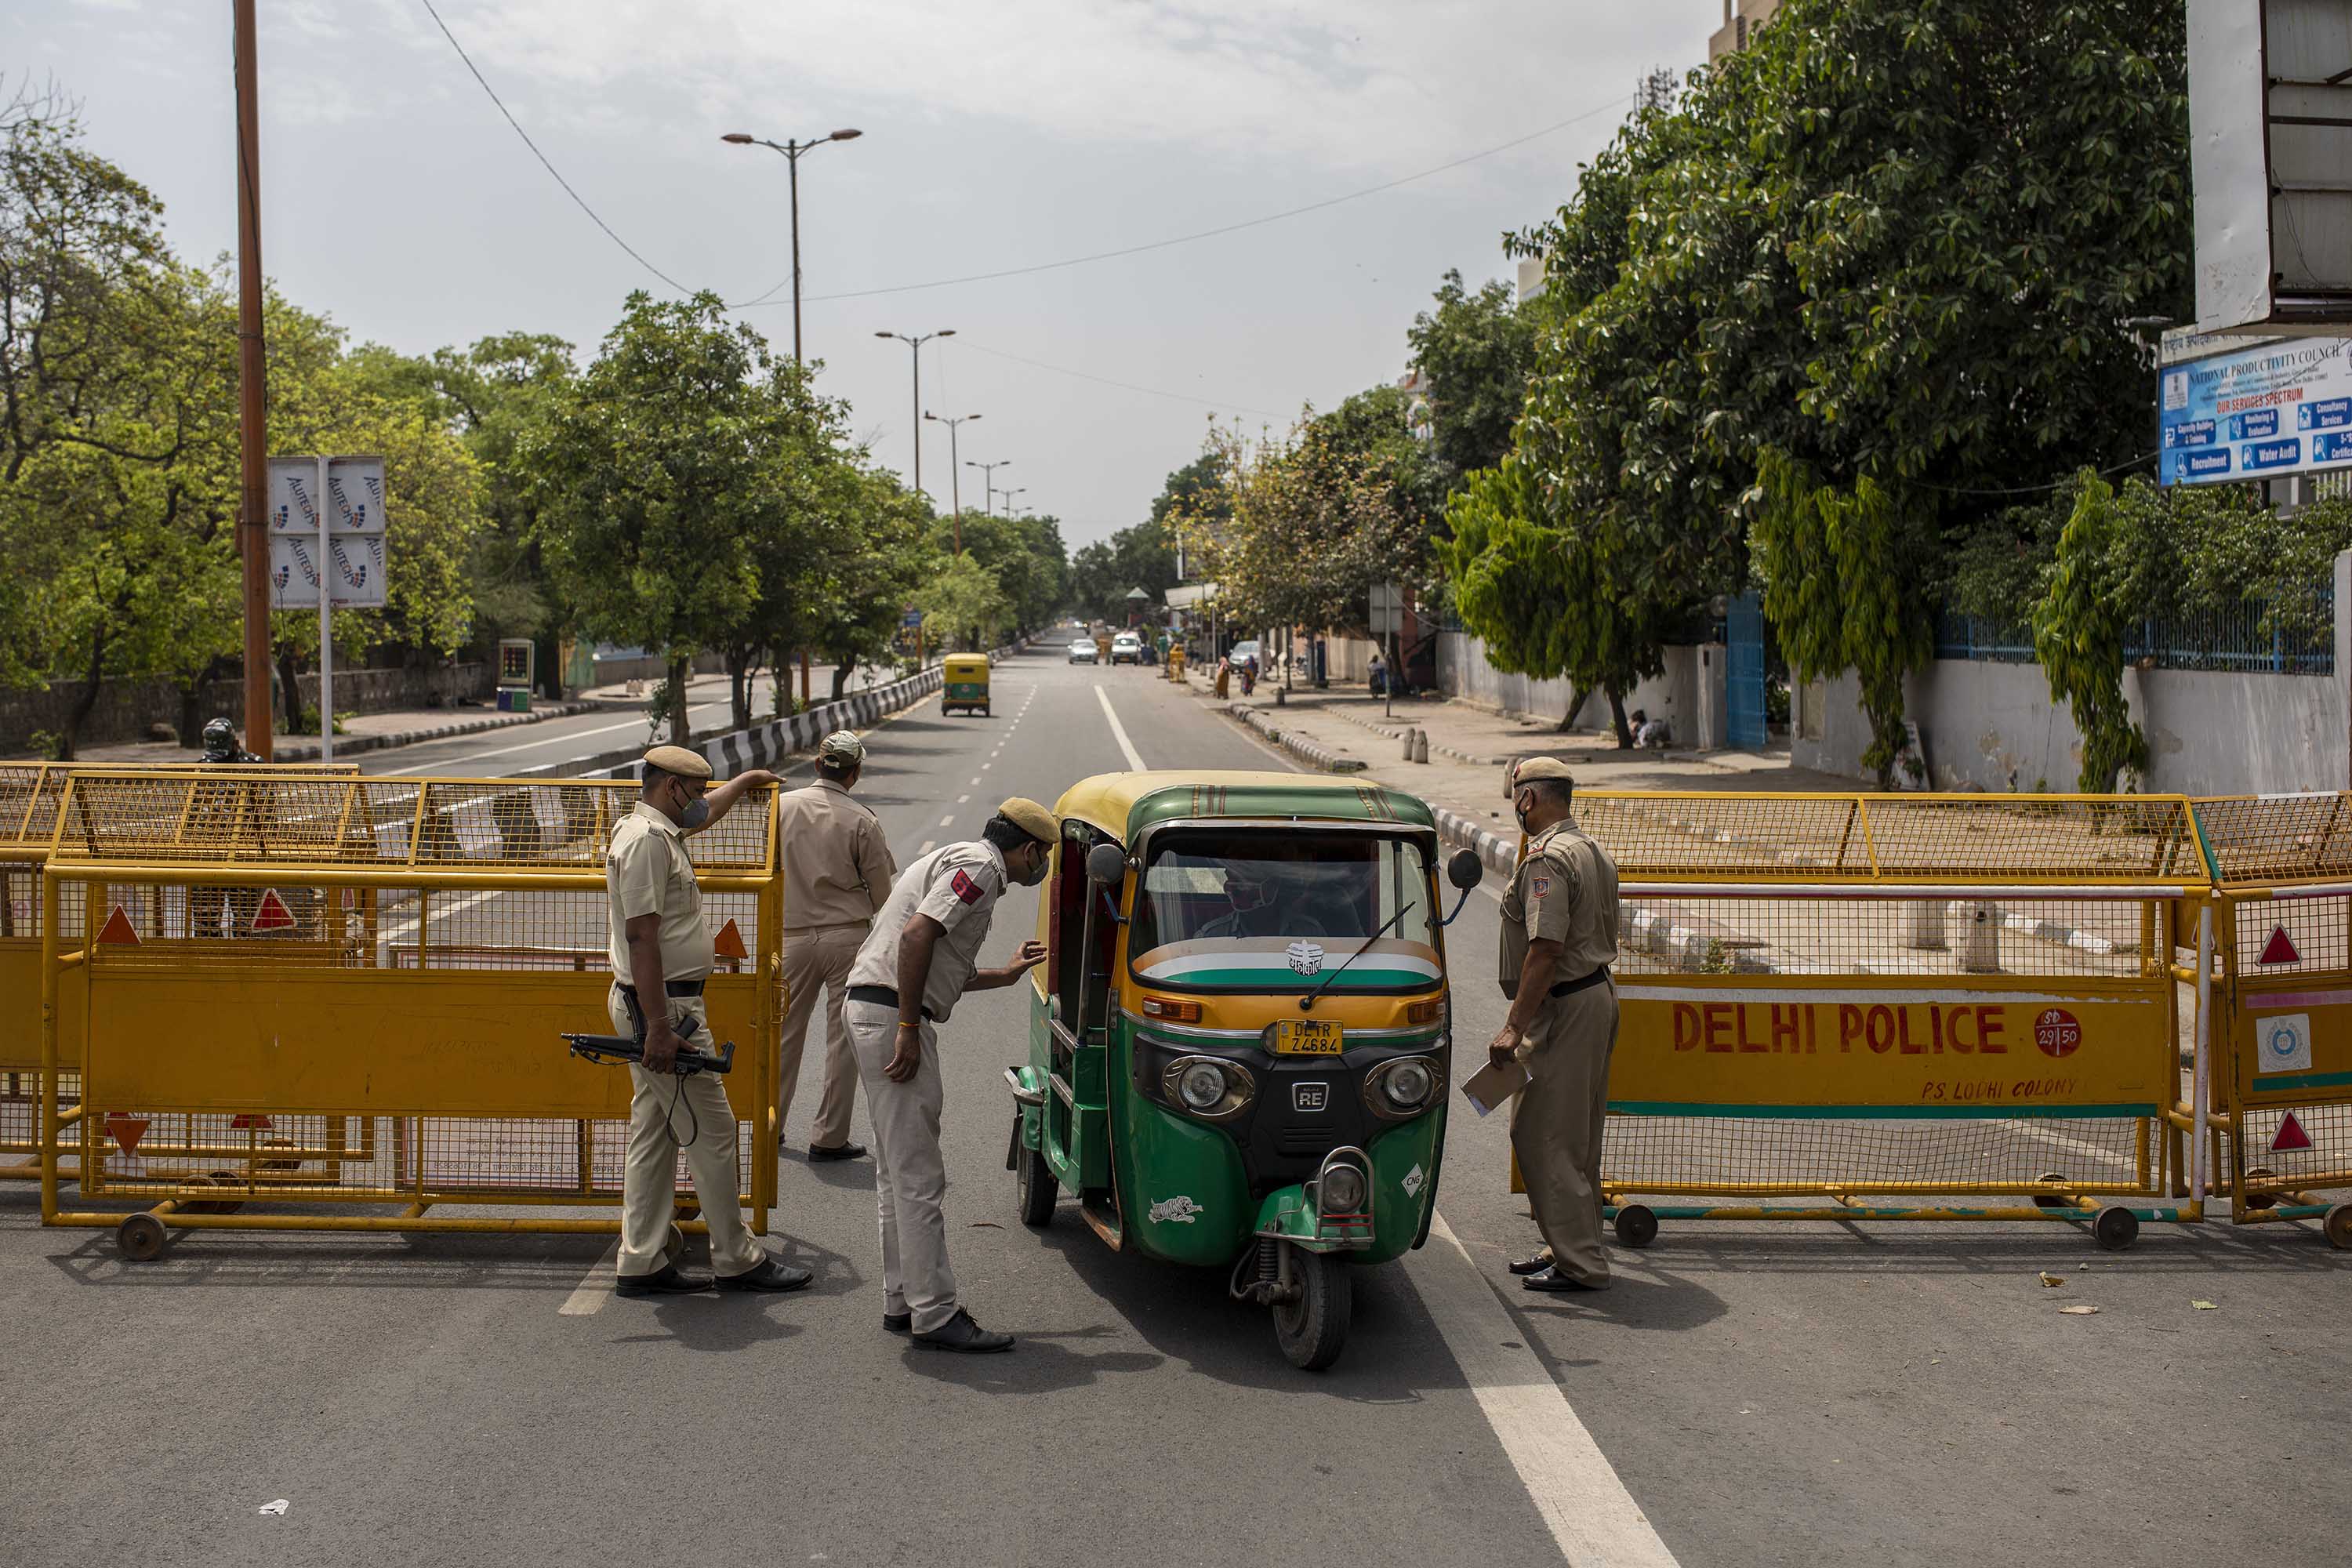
[616,979,706,1000]
[1548,966,1611,999]
[848,983,937,1022]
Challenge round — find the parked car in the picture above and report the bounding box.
[1069,637,1100,664]
[1111,633,1145,665]
[1227,640,1261,673]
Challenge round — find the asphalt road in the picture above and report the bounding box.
[2,644,2346,1568]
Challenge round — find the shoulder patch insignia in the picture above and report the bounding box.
[1531,876,1551,898]
[950,868,983,904]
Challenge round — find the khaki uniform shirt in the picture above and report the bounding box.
[1498,818,1620,996]
[605,802,711,983]
[848,840,1007,1024]
[777,779,897,931]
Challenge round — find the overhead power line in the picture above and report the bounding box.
[766,93,1638,308]
[953,339,1290,419]
[417,0,695,294]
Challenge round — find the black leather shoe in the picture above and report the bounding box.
[882,1312,911,1334]
[808,1142,868,1162]
[913,1308,1014,1353]
[1507,1251,1555,1276]
[1522,1267,1606,1294]
[714,1258,815,1292]
[615,1263,710,1297]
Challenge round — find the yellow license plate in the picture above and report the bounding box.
[1273,1019,1344,1056]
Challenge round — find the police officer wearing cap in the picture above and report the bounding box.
[843,798,1054,1352]
[607,744,810,1297]
[774,730,898,1160]
[1490,757,1622,1292]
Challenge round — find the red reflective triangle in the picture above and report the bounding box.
[229,1114,274,1131]
[103,1112,148,1155]
[96,905,139,946]
[2259,925,2302,965]
[712,918,748,961]
[2271,1112,2314,1152]
[251,889,296,933]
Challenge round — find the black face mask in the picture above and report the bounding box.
[1513,793,1534,834]
[1013,846,1047,887]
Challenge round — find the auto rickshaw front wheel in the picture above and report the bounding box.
[1271,1245,1351,1371]
[1013,1116,1055,1229]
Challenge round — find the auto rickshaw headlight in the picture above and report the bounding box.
[1383,1058,1435,1109]
[1178,1061,1226,1111]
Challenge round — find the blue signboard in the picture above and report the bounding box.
[2161,336,2352,486]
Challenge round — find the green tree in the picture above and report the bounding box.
[913,551,1010,652]
[525,292,801,742]
[1404,268,1537,498]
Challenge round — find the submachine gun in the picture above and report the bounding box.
[562,1014,736,1077]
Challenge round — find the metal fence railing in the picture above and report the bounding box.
[1936,587,2336,676]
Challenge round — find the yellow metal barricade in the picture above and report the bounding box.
[2,760,359,1183]
[2183,795,2352,1247]
[1557,792,2207,1250]
[38,769,781,1257]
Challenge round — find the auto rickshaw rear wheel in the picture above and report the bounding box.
[1271,1245,1351,1371]
[1013,1115,1054,1229]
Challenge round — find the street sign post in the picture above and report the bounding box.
[268,455,387,761]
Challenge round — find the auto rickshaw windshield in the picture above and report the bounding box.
[1127,829,1440,992]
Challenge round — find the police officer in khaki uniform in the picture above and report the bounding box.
[843,799,1054,1352]
[1489,757,1622,1292]
[775,730,898,1160]
[607,745,811,1297]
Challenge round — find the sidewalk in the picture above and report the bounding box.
[21,697,597,766]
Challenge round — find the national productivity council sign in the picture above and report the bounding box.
[2160,333,2352,487]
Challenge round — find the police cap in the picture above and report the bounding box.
[995,797,1057,844]
[818,730,866,764]
[643,745,713,782]
[1512,757,1575,786]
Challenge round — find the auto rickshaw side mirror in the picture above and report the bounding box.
[1086,843,1128,887]
[1446,849,1483,891]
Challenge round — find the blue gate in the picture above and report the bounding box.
[1726,592,1767,750]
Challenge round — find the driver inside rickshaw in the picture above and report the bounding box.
[1191,844,1354,940]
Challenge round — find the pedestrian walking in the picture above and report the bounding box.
[1488,757,1622,1292]
[775,730,898,1161]
[605,745,811,1298]
[844,799,1054,1352]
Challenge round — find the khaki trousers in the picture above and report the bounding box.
[777,923,867,1149]
[1510,980,1619,1287]
[608,985,764,1280]
[844,998,959,1334]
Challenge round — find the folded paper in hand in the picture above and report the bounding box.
[1461,1055,1531,1117]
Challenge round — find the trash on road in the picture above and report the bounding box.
[2192,1299,2219,1310]
[2038,1271,2064,1287]
[2058,1305,2100,1316]
[257,1499,289,1516]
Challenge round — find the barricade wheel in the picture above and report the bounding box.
[2243,1167,2281,1212]
[2325,1204,2352,1251]
[116,1212,166,1261]
[662,1223,687,1268]
[2092,1206,2140,1251]
[2032,1171,2071,1210]
[182,1172,245,1217]
[1613,1204,1659,1249]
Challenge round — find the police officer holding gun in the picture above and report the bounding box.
[607,745,809,1298]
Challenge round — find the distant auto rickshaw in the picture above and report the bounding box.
[1007,771,1484,1369]
[942,653,990,717]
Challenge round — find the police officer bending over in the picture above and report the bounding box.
[1490,757,1621,1293]
[608,745,809,1298]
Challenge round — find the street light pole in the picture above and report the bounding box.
[924,412,982,553]
[967,458,1010,517]
[1000,486,1027,517]
[876,329,953,501]
[721,127,862,366]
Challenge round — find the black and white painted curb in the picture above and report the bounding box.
[274,700,595,763]
[1323,702,1510,766]
[1225,703,1367,773]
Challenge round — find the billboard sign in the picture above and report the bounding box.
[2159,333,2352,486]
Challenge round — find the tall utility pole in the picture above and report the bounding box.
[966,457,1011,517]
[234,0,271,757]
[924,412,981,552]
[874,330,953,499]
[720,127,862,365]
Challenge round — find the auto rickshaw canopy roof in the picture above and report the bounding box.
[1052,771,1436,844]
[942,654,990,677]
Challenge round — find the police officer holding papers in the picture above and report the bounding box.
[1490,757,1623,1292]
[775,730,898,1160]
[606,745,810,1298]
[844,799,1054,1352]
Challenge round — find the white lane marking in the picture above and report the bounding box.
[1404,1214,1679,1567]
[382,702,727,774]
[940,815,955,828]
[969,777,982,786]
[956,794,971,804]
[918,840,935,855]
[1093,685,1147,770]
[558,1238,622,1316]
[981,764,992,771]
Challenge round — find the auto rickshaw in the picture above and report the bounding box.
[1006,771,1483,1369]
[942,653,990,717]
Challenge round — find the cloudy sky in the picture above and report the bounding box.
[16,1,1713,548]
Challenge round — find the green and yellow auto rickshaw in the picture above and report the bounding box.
[1005,771,1483,1369]
[942,653,990,717]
